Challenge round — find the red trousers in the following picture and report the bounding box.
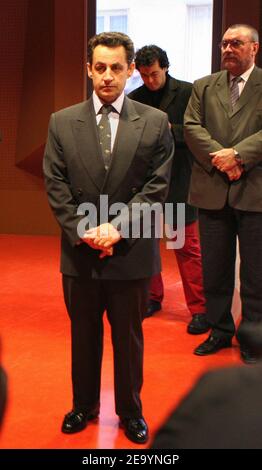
[150,221,206,315]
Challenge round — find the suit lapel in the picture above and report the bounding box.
[215,70,231,114]
[102,97,146,198]
[159,77,178,111]
[229,66,262,118]
[71,97,146,197]
[71,99,107,191]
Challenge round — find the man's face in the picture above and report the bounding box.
[138,61,167,91]
[87,45,134,103]
[221,27,259,75]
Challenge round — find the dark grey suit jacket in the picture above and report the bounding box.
[43,96,173,279]
[184,66,262,211]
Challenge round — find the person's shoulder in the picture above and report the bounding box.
[252,65,262,78]
[126,96,167,120]
[197,362,262,394]
[193,70,225,86]
[170,76,192,90]
[128,84,147,100]
[52,100,89,118]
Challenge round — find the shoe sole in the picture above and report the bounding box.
[61,421,88,434]
[194,343,232,356]
[119,422,148,444]
[124,430,148,444]
[240,355,257,365]
[61,413,99,434]
[187,327,210,335]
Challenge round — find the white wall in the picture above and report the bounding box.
[97,0,213,83]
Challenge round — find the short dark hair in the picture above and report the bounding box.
[135,45,169,70]
[87,32,135,66]
[226,24,259,42]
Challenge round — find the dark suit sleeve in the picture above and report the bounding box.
[234,132,262,171]
[43,113,84,246]
[170,86,192,147]
[184,80,223,173]
[171,123,186,147]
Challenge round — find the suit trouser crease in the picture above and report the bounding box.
[63,275,149,418]
[198,206,262,338]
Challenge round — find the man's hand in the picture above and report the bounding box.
[210,148,237,172]
[82,234,113,258]
[82,223,121,258]
[226,164,244,181]
[99,247,113,259]
[83,237,113,258]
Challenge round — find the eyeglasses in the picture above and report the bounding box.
[219,39,254,49]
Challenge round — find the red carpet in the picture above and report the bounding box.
[0,234,242,449]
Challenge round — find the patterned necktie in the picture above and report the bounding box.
[97,105,113,170]
[230,76,242,109]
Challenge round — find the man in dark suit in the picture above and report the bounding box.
[43,32,173,444]
[129,45,208,335]
[184,24,262,363]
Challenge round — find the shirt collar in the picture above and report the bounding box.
[93,91,125,115]
[230,63,255,83]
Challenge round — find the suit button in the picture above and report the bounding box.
[77,188,83,196]
[132,187,138,194]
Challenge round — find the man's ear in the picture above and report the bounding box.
[127,62,135,78]
[87,62,92,78]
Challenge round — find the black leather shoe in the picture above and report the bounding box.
[144,300,161,318]
[240,346,258,365]
[187,314,210,335]
[61,409,99,434]
[194,334,232,356]
[120,417,148,444]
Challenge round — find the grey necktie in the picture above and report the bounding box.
[97,105,113,170]
[230,76,242,109]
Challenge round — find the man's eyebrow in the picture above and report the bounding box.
[95,62,123,67]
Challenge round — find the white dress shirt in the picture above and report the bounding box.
[230,63,255,97]
[93,91,125,152]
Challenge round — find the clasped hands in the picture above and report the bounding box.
[210,148,243,181]
[82,223,121,258]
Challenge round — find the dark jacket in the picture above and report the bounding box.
[129,75,197,225]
